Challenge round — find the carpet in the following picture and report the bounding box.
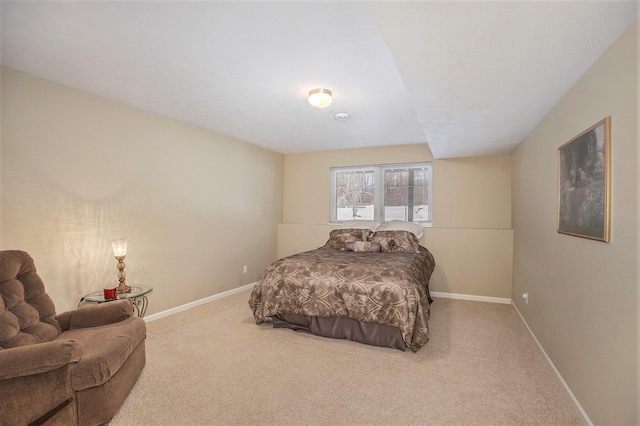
[109,290,581,425]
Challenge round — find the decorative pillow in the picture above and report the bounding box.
[344,241,382,252]
[381,220,424,239]
[369,230,421,253]
[339,220,381,231]
[367,233,395,252]
[323,229,372,250]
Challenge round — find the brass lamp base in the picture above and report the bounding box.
[117,283,131,294]
[114,255,130,294]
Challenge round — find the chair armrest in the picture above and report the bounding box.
[57,299,134,331]
[0,339,82,380]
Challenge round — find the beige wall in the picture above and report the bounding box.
[637,21,640,424]
[281,145,513,298]
[433,156,511,229]
[512,19,638,425]
[1,67,284,314]
[0,67,3,249]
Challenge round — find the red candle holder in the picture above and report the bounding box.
[103,288,117,300]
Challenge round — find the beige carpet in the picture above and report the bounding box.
[109,290,581,425]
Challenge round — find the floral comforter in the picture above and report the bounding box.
[248,246,435,351]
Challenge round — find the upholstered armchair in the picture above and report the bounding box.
[0,250,146,425]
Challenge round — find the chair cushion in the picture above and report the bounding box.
[0,251,61,349]
[58,316,146,391]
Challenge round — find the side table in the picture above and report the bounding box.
[78,285,153,318]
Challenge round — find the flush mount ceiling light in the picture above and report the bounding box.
[308,88,332,108]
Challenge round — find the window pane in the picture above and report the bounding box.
[335,170,375,220]
[331,162,431,224]
[384,168,430,222]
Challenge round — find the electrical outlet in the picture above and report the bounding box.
[522,292,529,305]
[243,265,248,274]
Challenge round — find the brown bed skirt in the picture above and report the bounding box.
[273,313,407,351]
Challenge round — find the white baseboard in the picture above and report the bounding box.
[144,282,256,323]
[512,302,593,426]
[430,291,511,305]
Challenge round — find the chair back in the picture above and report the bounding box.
[0,250,61,349]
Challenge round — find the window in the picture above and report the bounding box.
[330,162,432,224]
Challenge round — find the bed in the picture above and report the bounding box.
[248,226,436,351]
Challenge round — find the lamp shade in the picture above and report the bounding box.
[111,239,128,257]
[308,88,332,108]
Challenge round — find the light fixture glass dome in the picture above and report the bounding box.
[308,88,332,108]
[110,239,128,257]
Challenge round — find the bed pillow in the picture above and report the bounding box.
[323,228,372,250]
[367,232,395,252]
[369,230,421,253]
[339,220,381,231]
[381,220,424,239]
[344,241,382,252]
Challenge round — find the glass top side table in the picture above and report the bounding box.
[79,285,153,318]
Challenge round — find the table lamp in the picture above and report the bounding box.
[110,239,131,293]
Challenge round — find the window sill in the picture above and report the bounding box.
[328,222,433,227]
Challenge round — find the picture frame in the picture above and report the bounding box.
[558,117,610,242]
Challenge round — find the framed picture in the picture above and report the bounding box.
[558,117,610,242]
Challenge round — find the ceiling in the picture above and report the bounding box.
[1,1,638,159]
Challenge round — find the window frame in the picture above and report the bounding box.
[330,165,378,223]
[330,162,432,225]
